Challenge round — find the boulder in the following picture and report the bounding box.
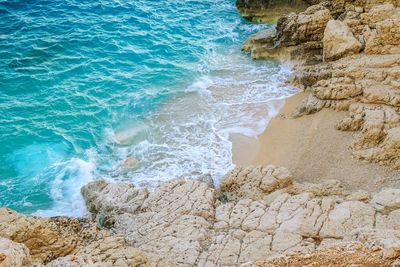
[81,180,149,226]
[323,20,362,61]
[236,0,310,22]
[372,188,400,213]
[0,238,31,267]
[0,208,81,263]
[220,165,293,201]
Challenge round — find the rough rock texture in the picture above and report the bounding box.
[0,208,155,266]
[84,180,215,266]
[1,165,400,266]
[371,188,400,213]
[323,19,362,61]
[81,180,149,227]
[0,238,31,267]
[81,167,399,266]
[243,0,400,170]
[236,0,311,23]
[0,208,82,263]
[219,165,293,201]
[249,242,398,266]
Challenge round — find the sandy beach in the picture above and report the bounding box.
[233,92,400,192]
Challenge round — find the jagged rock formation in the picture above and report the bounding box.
[1,166,399,266]
[78,168,400,266]
[1,1,399,266]
[236,0,312,23]
[0,208,156,266]
[243,0,400,170]
[0,238,31,267]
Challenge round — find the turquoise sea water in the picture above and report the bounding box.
[0,0,295,216]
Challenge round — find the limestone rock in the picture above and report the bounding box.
[345,190,371,202]
[81,180,148,226]
[242,4,332,61]
[295,5,332,43]
[372,188,400,213]
[110,179,215,266]
[0,238,31,267]
[338,102,400,169]
[2,163,400,266]
[220,165,293,201]
[241,28,276,53]
[241,0,400,171]
[0,208,155,266]
[285,179,344,197]
[323,20,362,61]
[248,243,398,267]
[236,0,309,23]
[319,201,376,239]
[45,255,102,267]
[0,208,81,263]
[312,77,362,100]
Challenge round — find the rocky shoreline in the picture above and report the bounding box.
[241,0,400,170]
[1,0,400,266]
[1,166,400,266]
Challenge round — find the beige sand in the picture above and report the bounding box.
[232,92,400,192]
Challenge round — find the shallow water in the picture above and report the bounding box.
[0,0,296,216]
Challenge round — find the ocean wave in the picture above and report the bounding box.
[0,0,295,216]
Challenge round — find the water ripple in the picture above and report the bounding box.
[0,0,294,215]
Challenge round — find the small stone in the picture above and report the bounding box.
[121,156,139,172]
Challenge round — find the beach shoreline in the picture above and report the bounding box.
[1,0,400,266]
[232,91,400,192]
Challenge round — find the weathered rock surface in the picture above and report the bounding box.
[1,1,400,266]
[0,238,31,267]
[323,20,362,61]
[371,188,400,213]
[112,179,215,267]
[244,0,400,170]
[81,180,149,227]
[0,208,81,263]
[1,165,400,266]
[0,208,156,266]
[219,165,293,201]
[82,167,400,266]
[248,242,398,266]
[236,0,311,23]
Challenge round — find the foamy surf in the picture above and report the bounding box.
[1,0,296,216]
[34,154,96,217]
[36,50,296,217]
[101,55,297,186]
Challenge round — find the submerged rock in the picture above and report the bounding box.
[236,0,311,23]
[121,156,140,172]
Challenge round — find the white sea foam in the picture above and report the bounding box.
[96,52,297,188]
[33,14,297,217]
[37,49,296,218]
[34,152,96,217]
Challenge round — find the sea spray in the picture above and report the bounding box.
[0,0,295,216]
